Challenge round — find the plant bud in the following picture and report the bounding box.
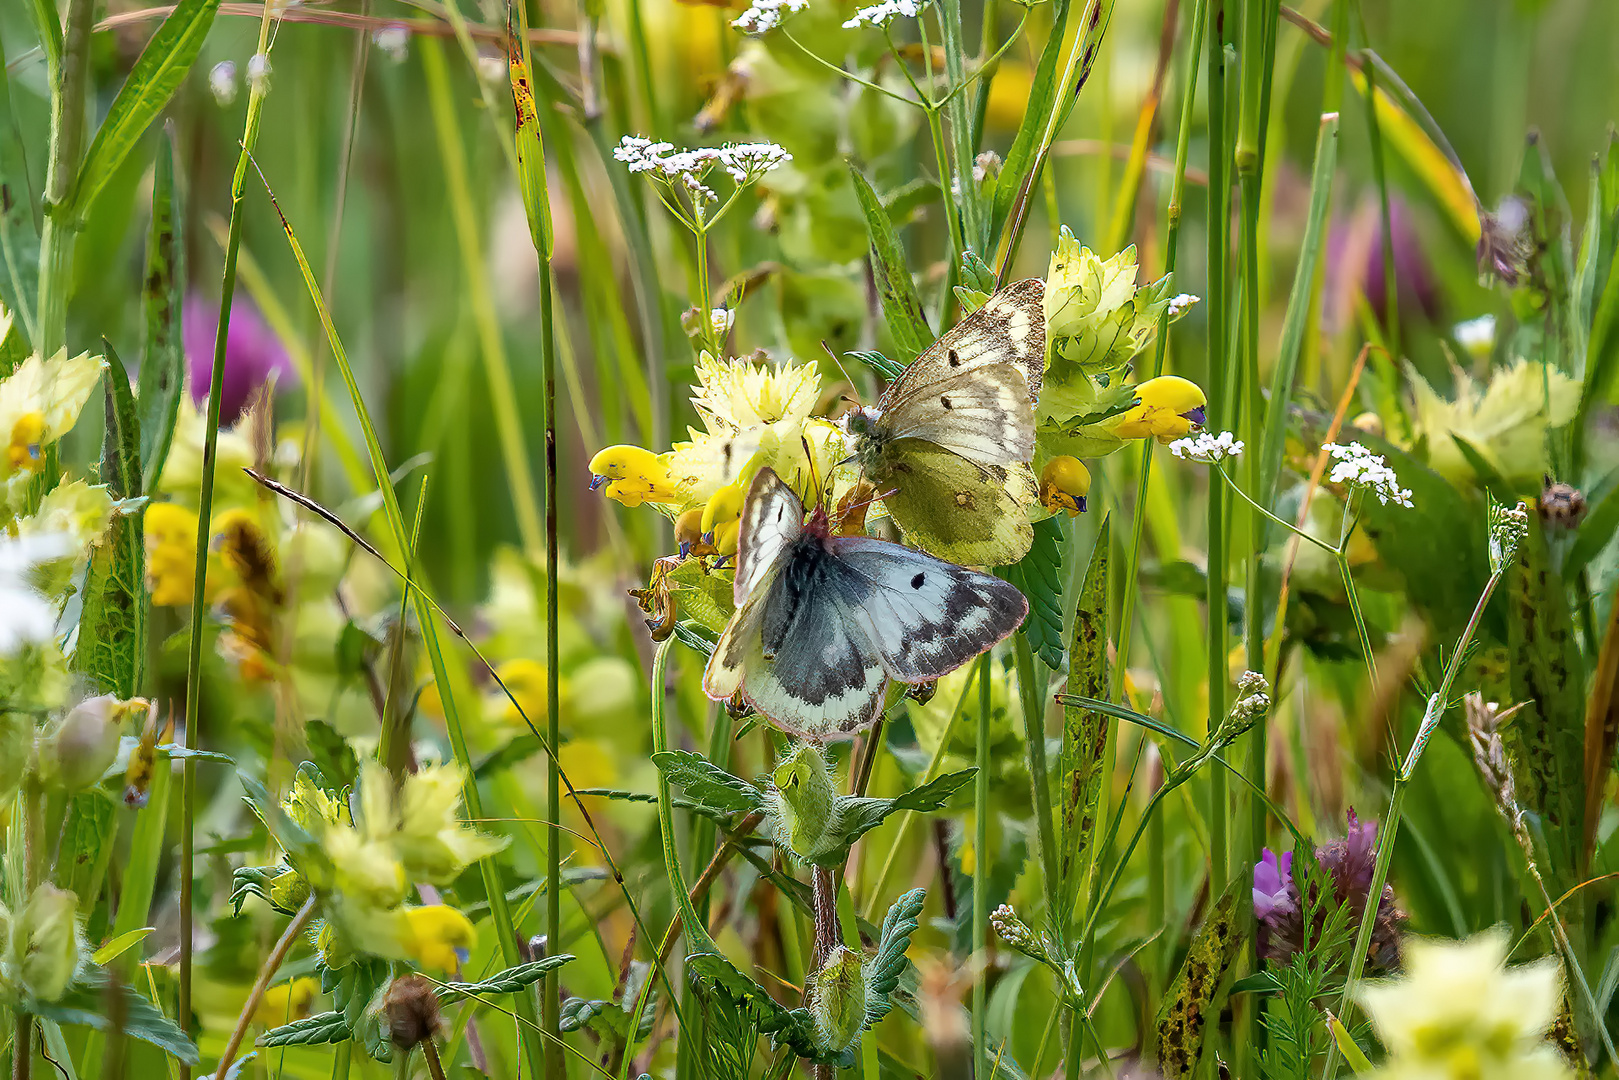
[808,946,867,1053]
[1039,456,1091,516]
[769,744,838,861]
[383,973,444,1049]
[38,695,134,793]
[11,885,82,1001]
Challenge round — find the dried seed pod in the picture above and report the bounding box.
[1538,477,1587,531]
[383,973,444,1050]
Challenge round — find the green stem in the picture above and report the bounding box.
[1215,466,1338,555]
[924,105,964,278]
[935,0,980,249]
[649,639,712,950]
[1324,567,1505,1075]
[973,653,992,1080]
[34,0,94,358]
[1013,632,1062,941]
[178,13,275,1076]
[1113,0,1206,703]
[540,249,564,1080]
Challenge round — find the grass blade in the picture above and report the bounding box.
[137,125,185,494]
[849,163,931,360]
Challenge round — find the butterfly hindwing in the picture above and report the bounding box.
[876,441,1036,569]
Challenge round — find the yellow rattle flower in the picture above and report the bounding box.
[254,977,320,1027]
[587,445,683,507]
[1107,376,1208,442]
[1039,456,1091,516]
[144,502,201,607]
[402,905,477,974]
[700,482,745,559]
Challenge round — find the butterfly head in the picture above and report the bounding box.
[837,405,890,476]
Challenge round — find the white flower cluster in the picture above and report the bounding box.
[1169,430,1243,464]
[1167,293,1201,318]
[614,137,792,203]
[843,0,928,29]
[1324,441,1413,508]
[209,61,238,106]
[733,0,807,33]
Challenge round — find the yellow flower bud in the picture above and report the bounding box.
[5,411,45,473]
[809,945,868,1053]
[402,905,477,973]
[254,977,320,1027]
[10,884,83,1001]
[1039,456,1091,516]
[674,508,712,558]
[700,483,745,558]
[587,444,683,507]
[1106,376,1207,442]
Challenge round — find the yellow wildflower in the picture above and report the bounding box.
[144,502,201,606]
[588,444,685,507]
[1359,929,1571,1080]
[700,482,745,557]
[1406,359,1577,489]
[18,480,114,544]
[1106,376,1208,442]
[0,350,105,481]
[1039,456,1091,516]
[395,762,509,883]
[254,977,320,1027]
[402,905,476,974]
[157,395,256,506]
[492,657,572,725]
[688,349,820,432]
[1044,231,1140,345]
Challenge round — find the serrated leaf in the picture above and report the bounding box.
[436,955,574,1001]
[1060,514,1110,918]
[258,1011,350,1048]
[686,952,841,1065]
[834,768,977,849]
[864,887,926,1026]
[53,791,117,903]
[1506,523,1586,883]
[1152,885,1245,1079]
[651,750,765,816]
[1011,515,1065,669]
[138,129,184,493]
[37,975,200,1064]
[849,163,931,361]
[66,0,221,222]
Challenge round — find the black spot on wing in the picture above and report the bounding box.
[911,573,925,589]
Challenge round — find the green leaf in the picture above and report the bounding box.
[258,1011,350,1048]
[1010,515,1065,669]
[37,973,200,1065]
[863,887,926,1026]
[651,750,765,817]
[75,344,146,700]
[1152,885,1245,1079]
[848,163,931,361]
[1449,433,1520,503]
[1565,476,1619,580]
[0,48,38,363]
[686,952,838,1065]
[847,349,906,381]
[1327,1011,1374,1074]
[66,0,221,222]
[91,927,155,966]
[990,0,1072,237]
[1060,513,1110,919]
[53,790,117,903]
[436,954,574,1001]
[1505,523,1586,882]
[508,37,554,260]
[833,768,977,848]
[138,128,185,493]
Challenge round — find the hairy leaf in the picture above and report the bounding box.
[849,163,931,361]
[67,0,221,221]
[258,1012,350,1048]
[1010,515,1065,669]
[53,791,117,902]
[1060,514,1110,918]
[437,954,574,1001]
[651,750,765,816]
[138,129,185,492]
[38,973,200,1064]
[834,768,977,847]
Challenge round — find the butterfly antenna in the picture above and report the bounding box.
[799,433,827,510]
[840,484,899,518]
[821,340,862,405]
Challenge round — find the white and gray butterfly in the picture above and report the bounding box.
[703,468,1029,737]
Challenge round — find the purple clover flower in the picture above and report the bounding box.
[1253,849,1295,922]
[184,292,295,421]
[1253,809,1403,968]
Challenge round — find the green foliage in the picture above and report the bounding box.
[651,749,766,816]
[1060,513,1110,919]
[1153,884,1247,1079]
[137,131,184,493]
[849,163,932,359]
[1007,513,1065,669]
[33,969,200,1064]
[1256,854,1357,1080]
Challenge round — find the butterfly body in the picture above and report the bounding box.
[704,469,1028,737]
[844,280,1047,567]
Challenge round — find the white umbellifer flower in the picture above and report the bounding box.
[0,532,73,657]
[1168,293,1201,318]
[1454,313,1496,356]
[246,52,272,94]
[1324,441,1413,508]
[843,0,929,29]
[732,0,807,33]
[710,308,735,337]
[613,136,791,204]
[476,54,506,84]
[1169,430,1244,464]
[373,25,410,62]
[209,61,238,105]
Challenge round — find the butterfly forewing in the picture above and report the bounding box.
[880,278,1046,407]
[731,469,803,606]
[829,536,1028,681]
[880,361,1035,465]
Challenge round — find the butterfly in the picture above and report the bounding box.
[842,279,1047,567]
[703,468,1029,737]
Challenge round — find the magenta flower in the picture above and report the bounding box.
[1253,849,1295,922]
[184,292,295,421]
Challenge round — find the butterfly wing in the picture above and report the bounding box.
[876,441,1038,567]
[881,278,1046,406]
[829,535,1028,682]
